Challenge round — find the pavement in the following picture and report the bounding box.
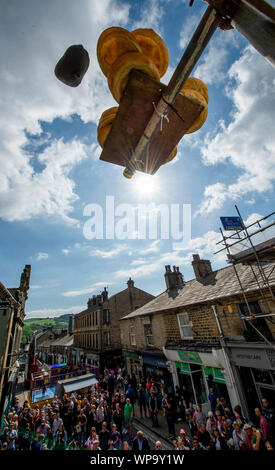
[132,404,192,445]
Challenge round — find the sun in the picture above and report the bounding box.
[133,172,160,197]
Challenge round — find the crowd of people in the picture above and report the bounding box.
[0,366,274,451]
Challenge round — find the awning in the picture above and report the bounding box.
[59,374,98,393]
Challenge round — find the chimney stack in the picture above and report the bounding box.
[192,254,212,280]
[68,315,73,335]
[164,265,184,290]
[127,278,134,289]
[102,287,108,302]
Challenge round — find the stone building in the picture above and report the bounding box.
[0,265,31,417]
[120,255,275,418]
[73,279,154,370]
[36,327,68,365]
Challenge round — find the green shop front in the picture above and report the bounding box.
[122,349,143,381]
[163,346,230,414]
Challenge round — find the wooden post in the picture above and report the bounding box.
[232,0,275,66]
[125,5,221,176]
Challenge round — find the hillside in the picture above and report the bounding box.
[21,314,74,345]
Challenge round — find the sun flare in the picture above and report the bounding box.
[133,173,160,197]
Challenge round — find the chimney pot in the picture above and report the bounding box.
[192,253,212,280]
[164,265,184,290]
[127,278,134,288]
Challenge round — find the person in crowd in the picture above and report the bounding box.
[178,428,192,450]
[155,440,163,450]
[76,408,87,447]
[132,430,150,451]
[243,423,253,450]
[137,384,147,418]
[149,392,159,427]
[112,402,124,435]
[193,404,207,428]
[233,404,247,425]
[98,421,110,451]
[206,411,216,437]
[212,426,229,451]
[86,427,98,450]
[192,436,205,451]
[208,387,218,414]
[215,410,225,437]
[196,423,212,450]
[110,423,121,450]
[92,439,101,450]
[52,412,63,438]
[124,398,134,439]
[254,407,273,443]
[261,398,275,435]
[232,421,249,450]
[6,423,17,450]
[251,425,266,450]
[95,400,105,433]
[163,393,176,440]
[265,440,274,451]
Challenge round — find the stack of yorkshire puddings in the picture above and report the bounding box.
[97,27,208,171]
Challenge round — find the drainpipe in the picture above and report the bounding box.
[211,304,241,403]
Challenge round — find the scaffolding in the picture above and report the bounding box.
[215,205,275,348]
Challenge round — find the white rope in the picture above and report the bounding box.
[152,102,169,132]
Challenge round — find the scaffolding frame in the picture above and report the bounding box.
[215,205,275,348]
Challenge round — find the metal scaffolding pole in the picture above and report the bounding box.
[235,205,275,300]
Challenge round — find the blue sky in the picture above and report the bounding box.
[1,0,274,318]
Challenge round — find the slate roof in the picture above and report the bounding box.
[121,262,275,320]
[51,334,73,347]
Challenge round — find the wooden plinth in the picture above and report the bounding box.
[100,69,204,175]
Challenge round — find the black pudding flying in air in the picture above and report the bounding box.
[54,44,90,87]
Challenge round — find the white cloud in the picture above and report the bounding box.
[138,240,161,255]
[115,249,191,280]
[30,285,41,290]
[194,29,241,85]
[62,281,109,297]
[196,46,275,215]
[89,245,129,259]
[36,252,49,261]
[0,0,130,223]
[131,0,164,32]
[179,13,200,51]
[26,305,85,319]
[194,183,227,217]
[62,249,70,255]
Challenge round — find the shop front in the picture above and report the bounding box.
[164,346,231,414]
[122,349,142,380]
[100,348,123,372]
[140,350,173,393]
[228,342,275,419]
[71,347,100,367]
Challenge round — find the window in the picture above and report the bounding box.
[238,301,273,341]
[177,313,193,339]
[130,325,136,346]
[104,332,111,346]
[144,324,154,346]
[103,309,110,325]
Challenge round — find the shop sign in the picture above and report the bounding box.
[175,361,190,375]
[177,351,202,364]
[142,354,167,368]
[123,350,139,360]
[266,349,275,369]
[230,348,271,369]
[204,366,225,384]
